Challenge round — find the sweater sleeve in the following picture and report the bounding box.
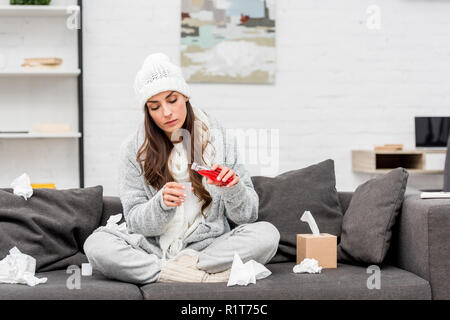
[118,139,177,237]
[218,130,259,225]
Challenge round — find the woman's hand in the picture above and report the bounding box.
[206,163,240,188]
[162,182,192,207]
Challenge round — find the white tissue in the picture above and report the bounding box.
[106,213,127,233]
[11,173,33,200]
[293,258,323,274]
[227,252,271,287]
[81,263,92,276]
[300,210,320,236]
[0,247,47,286]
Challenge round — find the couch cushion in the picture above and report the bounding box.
[0,186,104,272]
[338,168,409,265]
[338,192,353,213]
[0,269,142,300]
[251,159,343,263]
[140,262,430,300]
[444,135,450,192]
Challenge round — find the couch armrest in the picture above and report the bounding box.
[99,196,124,227]
[394,194,450,300]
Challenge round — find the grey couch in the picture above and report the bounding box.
[1,192,449,300]
[444,135,450,192]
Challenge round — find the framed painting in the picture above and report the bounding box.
[181,0,276,84]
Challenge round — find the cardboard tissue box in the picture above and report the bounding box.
[296,211,337,269]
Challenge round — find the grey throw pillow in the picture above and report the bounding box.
[0,186,103,272]
[251,159,344,263]
[337,168,409,265]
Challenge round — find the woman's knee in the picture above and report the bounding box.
[83,230,161,284]
[248,221,280,252]
[83,231,117,268]
[262,221,280,247]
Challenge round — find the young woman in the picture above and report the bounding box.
[83,53,280,284]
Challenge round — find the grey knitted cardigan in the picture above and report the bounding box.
[118,108,259,257]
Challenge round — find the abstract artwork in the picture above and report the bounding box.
[181,0,276,84]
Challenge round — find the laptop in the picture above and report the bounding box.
[415,116,450,149]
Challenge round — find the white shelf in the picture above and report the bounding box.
[0,5,79,17]
[0,133,82,139]
[0,69,81,77]
[0,2,84,188]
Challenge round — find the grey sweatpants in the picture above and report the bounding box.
[83,221,280,285]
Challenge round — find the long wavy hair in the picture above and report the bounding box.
[136,100,214,217]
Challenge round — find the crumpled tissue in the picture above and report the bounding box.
[105,213,127,233]
[11,173,33,200]
[227,252,271,287]
[293,258,323,274]
[0,247,47,286]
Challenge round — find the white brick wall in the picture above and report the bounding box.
[2,0,449,194]
[83,0,450,196]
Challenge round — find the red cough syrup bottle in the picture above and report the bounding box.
[191,162,234,187]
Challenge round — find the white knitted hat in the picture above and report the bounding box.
[134,53,191,109]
